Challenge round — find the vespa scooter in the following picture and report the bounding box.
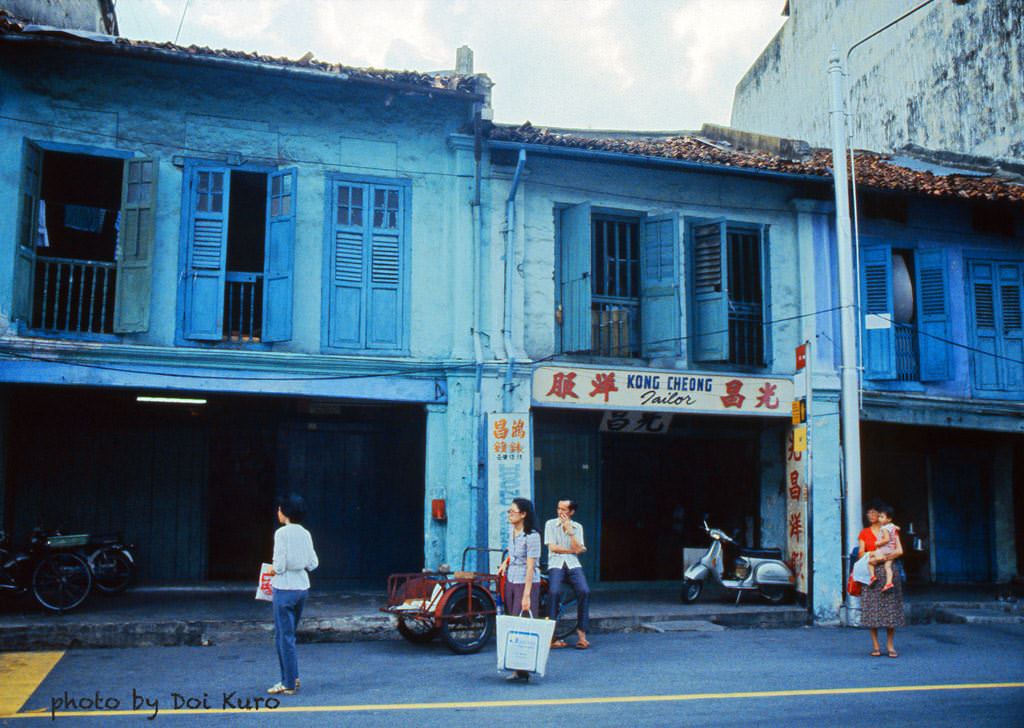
[682,521,794,604]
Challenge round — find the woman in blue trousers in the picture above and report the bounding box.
[267,493,318,696]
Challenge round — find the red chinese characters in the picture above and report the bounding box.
[589,372,618,403]
[720,379,745,408]
[788,470,802,500]
[788,512,804,540]
[492,418,508,439]
[755,382,779,409]
[546,372,579,400]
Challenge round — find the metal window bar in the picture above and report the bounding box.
[726,230,764,366]
[33,257,115,334]
[894,324,919,381]
[223,271,263,343]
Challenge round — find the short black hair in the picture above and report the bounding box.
[278,493,307,524]
[878,503,895,519]
[558,498,578,513]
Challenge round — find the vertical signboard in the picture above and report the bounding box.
[487,413,532,557]
[786,342,811,595]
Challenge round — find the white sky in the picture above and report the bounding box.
[115,0,788,132]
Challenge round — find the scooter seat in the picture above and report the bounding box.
[739,547,783,560]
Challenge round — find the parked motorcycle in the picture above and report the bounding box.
[0,528,93,613]
[682,521,794,604]
[83,534,136,594]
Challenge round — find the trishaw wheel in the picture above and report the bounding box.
[440,585,495,655]
[397,616,440,644]
[32,552,92,613]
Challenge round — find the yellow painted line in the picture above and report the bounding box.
[0,652,65,716]
[2,681,1023,719]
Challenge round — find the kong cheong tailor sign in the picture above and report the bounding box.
[532,366,794,417]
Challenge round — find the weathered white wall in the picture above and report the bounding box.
[7,0,111,33]
[731,0,1023,162]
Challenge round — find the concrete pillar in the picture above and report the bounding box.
[993,442,1017,582]
[0,388,7,531]
[423,403,449,570]
[811,388,845,624]
[760,423,787,550]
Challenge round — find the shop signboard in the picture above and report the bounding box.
[786,342,811,595]
[533,365,793,417]
[487,413,532,559]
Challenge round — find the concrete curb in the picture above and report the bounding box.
[0,609,808,650]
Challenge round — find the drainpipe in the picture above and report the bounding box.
[502,149,526,412]
[470,106,486,568]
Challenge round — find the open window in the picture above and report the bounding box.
[181,163,295,344]
[690,219,769,367]
[860,245,951,382]
[557,205,681,359]
[13,142,155,335]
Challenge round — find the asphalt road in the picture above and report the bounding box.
[2,622,1023,727]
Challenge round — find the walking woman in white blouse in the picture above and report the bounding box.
[266,493,318,696]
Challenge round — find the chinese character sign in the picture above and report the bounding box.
[785,427,809,595]
[533,366,793,417]
[487,413,532,557]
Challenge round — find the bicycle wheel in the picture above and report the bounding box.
[33,552,92,612]
[89,547,134,594]
[439,585,495,654]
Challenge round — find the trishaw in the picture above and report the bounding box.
[381,547,579,654]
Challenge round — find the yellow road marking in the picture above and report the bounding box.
[0,652,64,716]
[2,681,1022,719]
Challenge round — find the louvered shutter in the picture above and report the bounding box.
[913,248,951,381]
[640,212,681,358]
[997,262,1023,392]
[13,141,41,323]
[183,166,230,340]
[114,156,157,333]
[691,219,728,362]
[969,260,1000,389]
[328,181,366,348]
[860,246,896,380]
[262,168,296,343]
[367,184,403,349]
[559,203,592,353]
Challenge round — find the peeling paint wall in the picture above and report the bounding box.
[732,0,1023,162]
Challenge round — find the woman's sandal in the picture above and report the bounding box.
[887,650,899,658]
[881,583,894,592]
[550,640,568,649]
[575,639,590,650]
[870,649,882,657]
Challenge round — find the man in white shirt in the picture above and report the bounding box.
[544,499,591,649]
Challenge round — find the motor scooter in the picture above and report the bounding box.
[682,521,794,604]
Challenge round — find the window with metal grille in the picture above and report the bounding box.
[725,228,764,367]
[591,216,640,357]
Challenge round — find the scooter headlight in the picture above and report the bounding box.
[734,557,750,580]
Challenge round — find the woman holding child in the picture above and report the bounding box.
[858,502,905,658]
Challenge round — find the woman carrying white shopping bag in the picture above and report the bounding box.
[497,497,543,682]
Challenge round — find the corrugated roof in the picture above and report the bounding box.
[490,123,1024,204]
[0,9,480,97]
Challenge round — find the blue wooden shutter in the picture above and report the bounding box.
[262,168,296,342]
[114,156,157,333]
[559,203,592,353]
[691,219,728,362]
[13,141,41,323]
[640,213,681,358]
[969,260,1001,389]
[367,184,404,350]
[183,166,229,341]
[997,262,1023,392]
[914,248,951,381]
[860,245,896,380]
[328,181,367,348]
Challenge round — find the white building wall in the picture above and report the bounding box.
[731,0,1023,162]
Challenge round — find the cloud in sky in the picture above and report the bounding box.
[116,0,787,131]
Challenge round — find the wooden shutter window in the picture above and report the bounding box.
[1002,284,1021,330]
[974,283,995,328]
[860,245,897,380]
[114,156,158,333]
[693,223,723,293]
[914,248,951,381]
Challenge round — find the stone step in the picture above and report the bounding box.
[639,620,725,633]
[933,607,1024,625]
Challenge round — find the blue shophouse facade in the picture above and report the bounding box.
[0,19,501,584]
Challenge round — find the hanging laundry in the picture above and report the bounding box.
[36,199,50,247]
[64,204,107,233]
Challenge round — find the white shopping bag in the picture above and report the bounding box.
[255,563,274,602]
[496,613,556,677]
[852,554,873,585]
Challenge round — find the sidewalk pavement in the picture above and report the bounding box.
[1,582,1019,651]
